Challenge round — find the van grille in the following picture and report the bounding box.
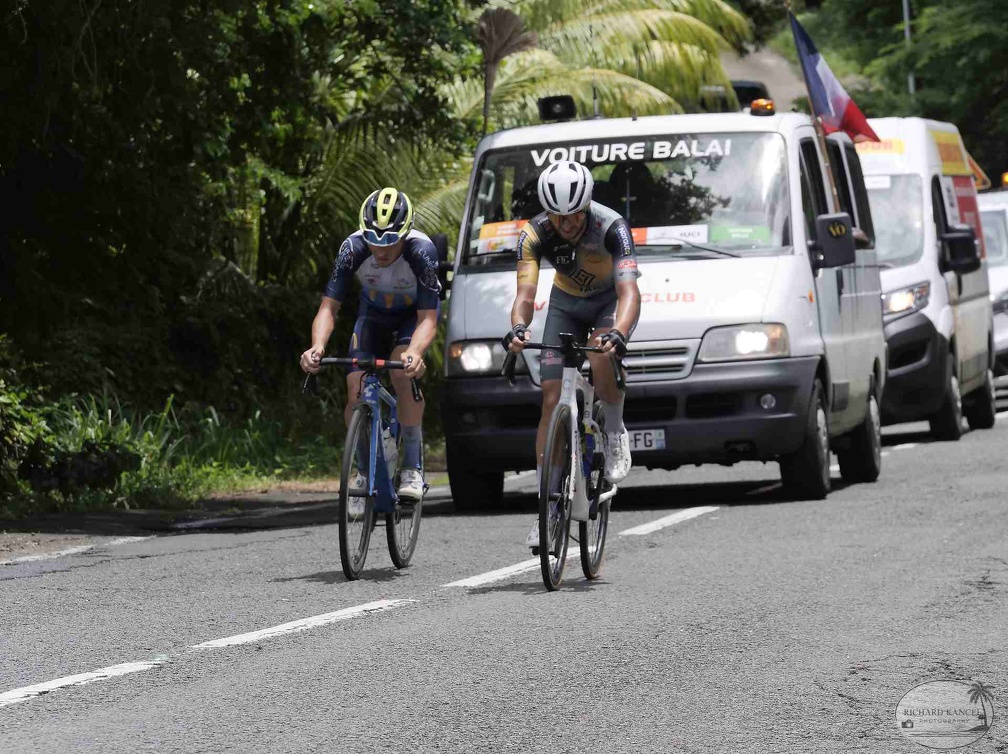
[623,340,699,383]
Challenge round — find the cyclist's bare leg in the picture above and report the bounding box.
[588,328,630,482]
[389,344,424,495]
[587,329,621,404]
[345,371,365,426]
[388,344,424,426]
[538,379,561,462]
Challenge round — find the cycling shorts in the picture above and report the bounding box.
[539,287,636,382]
[347,308,426,373]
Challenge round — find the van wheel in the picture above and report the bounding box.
[780,379,830,500]
[965,367,997,430]
[837,389,882,484]
[446,440,504,512]
[929,359,963,441]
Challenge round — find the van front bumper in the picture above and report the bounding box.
[443,356,820,472]
[880,311,949,424]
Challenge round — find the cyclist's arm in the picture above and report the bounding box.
[512,222,541,328]
[609,217,641,341]
[408,308,438,355]
[612,279,641,340]
[311,296,341,354]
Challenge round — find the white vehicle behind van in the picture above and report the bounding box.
[441,103,888,508]
[977,189,1008,385]
[855,118,997,439]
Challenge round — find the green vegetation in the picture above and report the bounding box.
[8,0,1004,514]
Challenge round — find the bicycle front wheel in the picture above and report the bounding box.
[387,440,423,568]
[540,402,573,591]
[339,405,375,581]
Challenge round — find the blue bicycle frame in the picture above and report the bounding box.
[358,372,400,515]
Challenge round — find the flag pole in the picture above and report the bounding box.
[788,6,843,214]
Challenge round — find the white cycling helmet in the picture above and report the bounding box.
[537,161,594,214]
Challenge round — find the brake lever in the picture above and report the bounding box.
[411,378,423,403]
[502,351,517,386]
[302,372,319,396]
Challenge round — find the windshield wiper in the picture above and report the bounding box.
[668,240,741,258]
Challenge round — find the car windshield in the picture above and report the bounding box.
[461,132,792,267]
[864,174,924,268]
[981,210,1008,268]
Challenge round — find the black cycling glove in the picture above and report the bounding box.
[600,328,628,357]
[502,323,528,350]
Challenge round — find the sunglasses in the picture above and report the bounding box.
[363,228,401,246]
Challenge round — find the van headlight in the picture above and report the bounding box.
[447,340,526,376]
[697,324,790,363]
[882,281,929,318]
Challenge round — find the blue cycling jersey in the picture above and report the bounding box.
[324,230,441,313]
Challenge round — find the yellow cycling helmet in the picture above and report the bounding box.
[359,187,414,246]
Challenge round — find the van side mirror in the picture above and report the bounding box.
[939,225,981,275]
[810,212,856,269]
[432,232,452,299]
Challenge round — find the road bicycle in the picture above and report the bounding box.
[503,333,623,591]
[303,357,426,580]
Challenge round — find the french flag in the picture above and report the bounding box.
[790,13,879,143]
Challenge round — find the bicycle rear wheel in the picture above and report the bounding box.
[339,405,375,580]
[540,402,572,591]
[387,439,423,568]
[580,405,610,579]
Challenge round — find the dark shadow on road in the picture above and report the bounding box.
[466,576,611,597]
[271,567,406,585]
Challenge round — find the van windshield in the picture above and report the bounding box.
[981,210,1008,268]
[461,132,791,267]
[864,174,924,268]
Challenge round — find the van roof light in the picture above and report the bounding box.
[538,95,577,123]
[749,98,775,116]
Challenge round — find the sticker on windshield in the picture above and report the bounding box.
[855,138,905,155]
[530,139,732,167]
[710,225,771,243]
[863,175,892,190]
[475,220,524,255]
[631,225,709,245]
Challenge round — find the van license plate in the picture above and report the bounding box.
[629,429,666,451]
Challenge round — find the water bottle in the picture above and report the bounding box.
[382,426,398,481]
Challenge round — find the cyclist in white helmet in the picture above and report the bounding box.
[503,161,642,550]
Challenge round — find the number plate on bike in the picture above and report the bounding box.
[629,429,665,450]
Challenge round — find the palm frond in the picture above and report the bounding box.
[542,10,730,64]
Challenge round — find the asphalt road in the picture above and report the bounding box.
[2,414,1007,753]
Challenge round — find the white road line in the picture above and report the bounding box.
[891,443,918,451]
[443,558,541,588]
[0,658,168,708]
[0,536,153,567]
[190,599,414,649]
[618,506,719,537]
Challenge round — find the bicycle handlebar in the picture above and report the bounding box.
[302,357,423,403]
[501,337,625,391]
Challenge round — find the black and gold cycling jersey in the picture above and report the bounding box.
[516,201,639,297]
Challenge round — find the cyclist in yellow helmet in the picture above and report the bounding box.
[300,187,441,501]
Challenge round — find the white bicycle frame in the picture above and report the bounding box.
[556,363,618,522]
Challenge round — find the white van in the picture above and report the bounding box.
[977,189,1008,385]
[855,118,997,439]
[441,105,887,507]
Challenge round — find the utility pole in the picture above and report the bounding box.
[902,0,916,95]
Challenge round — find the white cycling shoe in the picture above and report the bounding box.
[397,468,424,503]
[604,430,632,484]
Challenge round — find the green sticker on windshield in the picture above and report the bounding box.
[710,225,771,243]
